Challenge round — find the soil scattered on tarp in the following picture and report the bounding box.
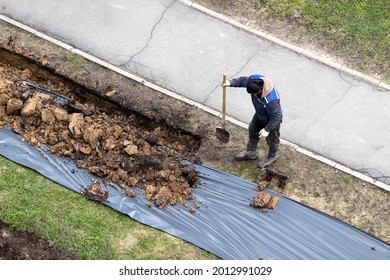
[250,191,280,212]
[81,179,109,202]
[0,58,201,211]
[250,169,286,211]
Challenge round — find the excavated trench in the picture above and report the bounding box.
[0,48,204,211]
[1,47,283,214]
[1,22,390,260]
[0,46,303,260]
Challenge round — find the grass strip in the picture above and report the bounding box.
[0,155,217,259]
[260,0,389,81]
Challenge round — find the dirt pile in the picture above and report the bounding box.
[250,170,286,212]
[0,61,202,211]
[250,191,280,212]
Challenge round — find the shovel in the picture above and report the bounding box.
[19,80,92,115]
[216,74,230,143]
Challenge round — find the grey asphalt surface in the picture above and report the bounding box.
[1,0,389,186]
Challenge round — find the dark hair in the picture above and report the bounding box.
[246,78,264,94]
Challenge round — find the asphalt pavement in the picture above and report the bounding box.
[0,0,389,189]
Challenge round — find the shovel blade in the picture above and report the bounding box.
[216,126,230,143]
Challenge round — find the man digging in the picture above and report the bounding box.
[222,74,283,168]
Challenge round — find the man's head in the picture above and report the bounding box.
[246,78,264,94]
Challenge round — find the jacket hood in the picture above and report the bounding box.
[246,77,274,97]
[261,78,273,98]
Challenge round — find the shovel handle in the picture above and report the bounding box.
[222,74,227,128]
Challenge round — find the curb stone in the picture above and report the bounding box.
[180,0,389,90]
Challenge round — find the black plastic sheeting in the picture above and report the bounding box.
[0,127,389,260]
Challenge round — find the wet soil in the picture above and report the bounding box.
[0,221,75,260]
[0,50,197,259]
[0,49,202,210]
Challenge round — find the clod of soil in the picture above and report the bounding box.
[263,169,289,189]
[81,179,109,202]
[250,169,286,212]
[250,191,281,212]
[0,55,202,212]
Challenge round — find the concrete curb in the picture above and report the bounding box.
[1,14,389,193]
[180,0,390,91]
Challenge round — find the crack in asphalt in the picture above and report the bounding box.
[120,0,175,73]
[357,168,390,184]
[201,48,261,105]
[295,79,354,140]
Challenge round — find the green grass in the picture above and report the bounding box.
[261,0,304,17]
[0,156,217,260]
[233,161,260,182]
[68,53,86,71]
[257,0,390,82]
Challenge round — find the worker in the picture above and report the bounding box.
[222,74,282,168]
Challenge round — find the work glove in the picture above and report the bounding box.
[221,81,230,87]
[260,129,269,138]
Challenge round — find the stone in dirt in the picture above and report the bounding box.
[0,93,9,106]
[105,89,116,97]
[68,113,85,138]
[124,143,138,155]
[0,78,13,94]
[6,98,23,114]
[21,93,51,116]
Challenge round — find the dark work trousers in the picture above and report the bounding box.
[247,113,280,155]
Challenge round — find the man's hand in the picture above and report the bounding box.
[260,129,269,138]
[221,81,230,87]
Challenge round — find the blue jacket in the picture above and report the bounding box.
[229,74,283,132]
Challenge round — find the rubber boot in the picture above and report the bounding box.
[257,152,279,168]
[235,150,258,161]
[235,140,258,161]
